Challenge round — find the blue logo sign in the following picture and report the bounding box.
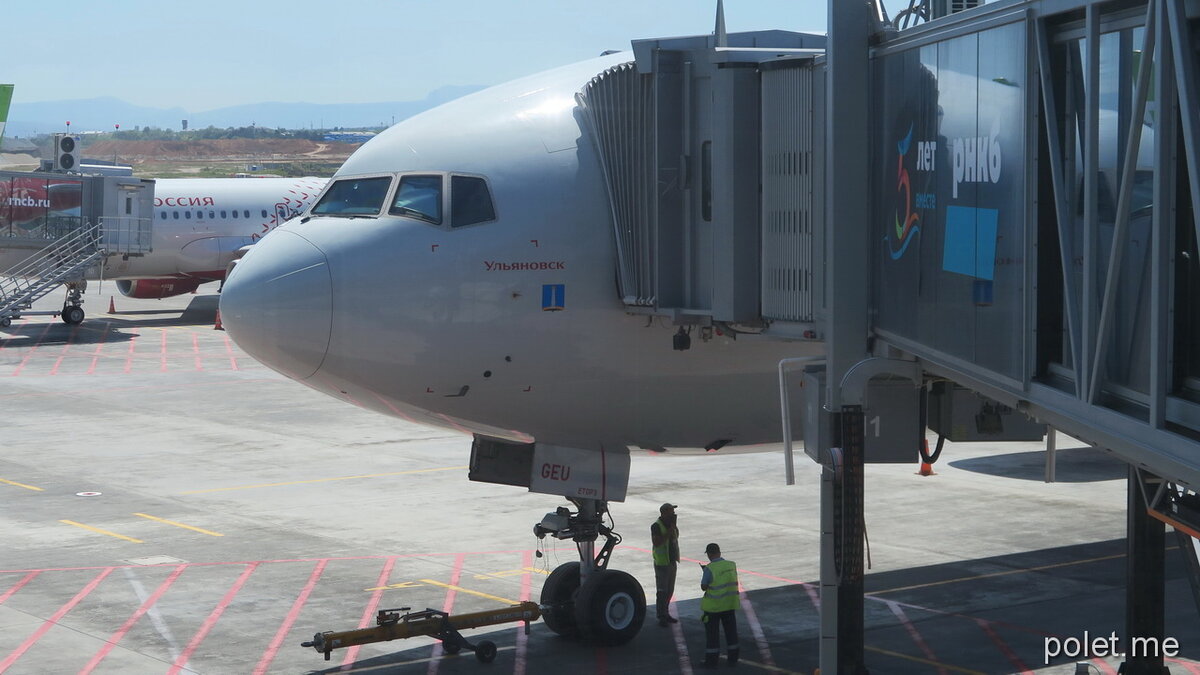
[542,284,565,311]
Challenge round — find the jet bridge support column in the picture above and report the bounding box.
[1122,468,1169,674]
[820,405,868,674]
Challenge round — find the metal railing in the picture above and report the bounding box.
[0,222,105,320]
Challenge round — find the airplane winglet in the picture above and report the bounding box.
[714,0,728,48]
[0,84,13,148]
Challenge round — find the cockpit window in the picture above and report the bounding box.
[451,176,496,227]
[390,175,443,224]
[311,176,392,216]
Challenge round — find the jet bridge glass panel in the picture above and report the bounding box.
[873,21,1026,381]
[311,176,392,216]
[0,175,83,240]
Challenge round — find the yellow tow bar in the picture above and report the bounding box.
[301,601,541,664]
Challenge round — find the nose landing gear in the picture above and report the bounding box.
[534,498,646,645]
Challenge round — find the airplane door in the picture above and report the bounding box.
[275,203,290,228]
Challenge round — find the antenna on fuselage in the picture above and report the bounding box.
[714,0,728,48]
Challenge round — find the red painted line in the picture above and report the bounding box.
[1167,658,1200,674]
[49,324,80,375]
[0,572,39,604]
[254,559,328,675]
[371,392,418,424]
[192,333,203,371]
[738,583,775,668]
[123,334,136,374]
[1089,658,1118,674]
[0,567,113,673]
[0,550,543,575]
[426,553,465,675]
[86,322,111,375]
[223,334,239,370]
[11,323,52,377]
[341,556,399,670]
[80,564,187,675]
[513,551,533,675]
[434,413,473,436]
[594,645,609,674]
[885,600,946,675]
[168,562,259,675]
[668,599,693,675]
[159,330,167,372]
[973,619,1031,674]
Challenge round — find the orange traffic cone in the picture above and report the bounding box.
[108,296,116,313]
[213,309,223,331]
[917,439,936,476]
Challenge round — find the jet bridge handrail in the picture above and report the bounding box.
[0,222,101,302]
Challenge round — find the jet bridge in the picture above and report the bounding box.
[581,1,1200,671]
[0,170,153,325]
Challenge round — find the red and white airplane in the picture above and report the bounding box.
[0,176,327,298]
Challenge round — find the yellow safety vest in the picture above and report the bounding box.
[701,559,740,613]
[652,519,673,566]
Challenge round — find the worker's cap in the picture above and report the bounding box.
[660,503,677,513]
[705,543,721,556]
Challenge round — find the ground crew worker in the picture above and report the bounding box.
[651,503,680,626]
[700,542,739,668]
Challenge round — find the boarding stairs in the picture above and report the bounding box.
[0,222,105,327]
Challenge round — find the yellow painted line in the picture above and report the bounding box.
[420,579,518,605]
[365,581,423,592]
[473,567,549,580]
[736,659,804,674]
[133,513,223,537]
[866,646,988,675]
[0,478,43,491]
[179,466,468,494]
[871,552,1127,595]
[60,520,143,543]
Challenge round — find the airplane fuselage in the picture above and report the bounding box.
[221,55,818,450]
[0,176,325,281]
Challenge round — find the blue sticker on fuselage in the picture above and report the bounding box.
[542,284,565,311]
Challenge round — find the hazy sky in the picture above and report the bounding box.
[8,1,826,110]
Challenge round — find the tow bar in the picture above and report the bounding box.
[301,601,541,664]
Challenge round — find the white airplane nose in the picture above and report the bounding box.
[219,231,332,379]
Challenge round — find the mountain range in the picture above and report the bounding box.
[4,85,485,137]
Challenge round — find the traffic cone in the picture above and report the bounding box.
[917,439,936,476]
[213,309,223,330]
[108,296,116,313]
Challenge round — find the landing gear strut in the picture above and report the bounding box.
[60,281,86,325]
[534,498,646,645]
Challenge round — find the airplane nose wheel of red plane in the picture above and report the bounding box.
[534,498,645,646]
[61,305,84,325]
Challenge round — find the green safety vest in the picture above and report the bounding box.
[652,519,675,566]
[701,559,740,613]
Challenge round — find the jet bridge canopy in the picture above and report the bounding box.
[580,2,1200,489]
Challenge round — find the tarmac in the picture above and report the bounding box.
[0,286,1197,674]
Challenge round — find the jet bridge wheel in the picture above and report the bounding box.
[539,561,581,638]
[61,306,84,325]
[573,568,645,646]
[0,317,10,328]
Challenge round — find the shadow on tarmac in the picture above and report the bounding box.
[950,446,1129,483]
[0,295,220,345]
[304,539,1199,674]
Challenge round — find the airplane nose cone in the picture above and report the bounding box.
[219,231,332,379]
